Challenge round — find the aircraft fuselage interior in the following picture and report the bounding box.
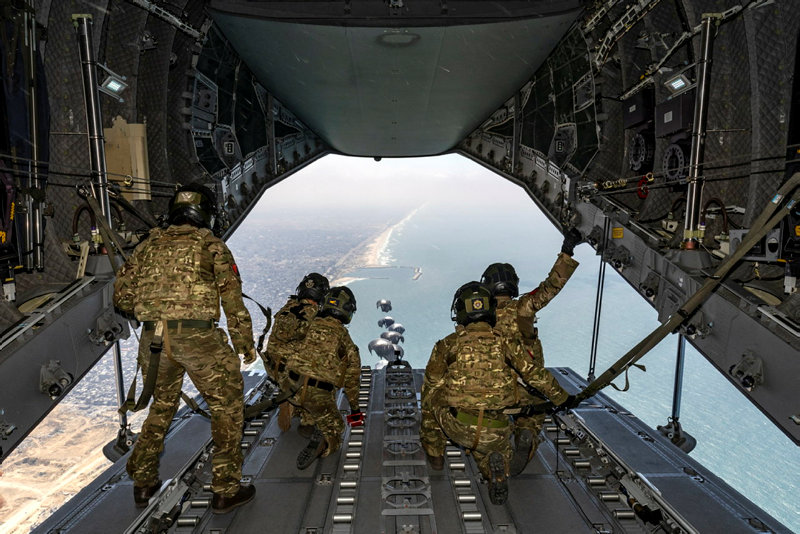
[0,1,798,532]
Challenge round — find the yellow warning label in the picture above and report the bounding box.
[612,227,624,239]
[795,225,800,237]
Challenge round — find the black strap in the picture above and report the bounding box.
[185,381,299,420]
[77,184,129,273]
[118,321,163,415]
[107,187,159,229]
[243,292,272,353]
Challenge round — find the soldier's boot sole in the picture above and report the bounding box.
[487,452,508,505]
[509,429,534,476]
[297,429,327,470]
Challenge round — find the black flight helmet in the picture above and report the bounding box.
[296,272,330,303]
[480,262,519,298]
[320,286,358,324]
[451,281,496,327]
[168,183,217,230]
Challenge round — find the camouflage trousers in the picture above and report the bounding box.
[512,388,546,461]
[127,326,244,497]
[514,341,548,457]
[287,377,344,455]
[421,404,512,480]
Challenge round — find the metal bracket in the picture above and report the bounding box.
[728,351,764,391]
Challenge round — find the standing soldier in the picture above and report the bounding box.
[113,184,256,513]
[420,282,574,505]
[284,286,363,469]
[480,228,582,475]
[264,273,329,435]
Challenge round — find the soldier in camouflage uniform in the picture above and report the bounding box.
[113,184,257,514]
[285,286,363,470]
[480,228,582,475]
[264,273,329,435]
[420,282,573,505]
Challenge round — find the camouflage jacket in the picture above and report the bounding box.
[113,224,254,354]
[495,252,578,343]
[265,297,318,368]
[423,322,569,410]
[287,315,362,411]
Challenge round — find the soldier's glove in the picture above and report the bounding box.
[552,394,579,414]
[561,227,583,256]
[242,347,257,365]
[346,410,365,427]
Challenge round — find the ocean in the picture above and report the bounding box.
[340,195,800,532]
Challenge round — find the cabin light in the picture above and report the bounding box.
[98,64,128,101]
[664,74,690,94]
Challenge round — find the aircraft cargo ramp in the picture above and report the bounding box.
[35,364,789,534]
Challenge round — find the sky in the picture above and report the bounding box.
[245,153,540,217]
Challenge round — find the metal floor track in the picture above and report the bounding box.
[35,366,791,534]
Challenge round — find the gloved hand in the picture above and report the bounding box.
[561,227,583,256]
[559,394,579,411]
[346,409,365,427]
[242,347,257,365]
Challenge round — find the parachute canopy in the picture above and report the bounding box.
[387,323,405,334]
[368,338,394,358]
[377,316,395,328]
[381,331,404,344]
[376,299,392,312]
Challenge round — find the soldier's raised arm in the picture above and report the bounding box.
[211,237,254,356]
[517,229,581,315]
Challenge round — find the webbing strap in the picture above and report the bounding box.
[518,172,800,415]
[119,320,164,415]
[577,173,800,403]
[243,293,272,353]
[609,363,646,392]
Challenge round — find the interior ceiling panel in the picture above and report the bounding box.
[209,3,582,156]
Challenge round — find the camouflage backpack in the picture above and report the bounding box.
[135,227,213,307]
[271,298,317,343]
[288,316,349,385]
[444,325,518,409]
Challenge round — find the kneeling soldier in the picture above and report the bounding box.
[420,282,573,505]
[284,286,363,469]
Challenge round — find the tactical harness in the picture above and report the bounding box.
[78,185,284,425]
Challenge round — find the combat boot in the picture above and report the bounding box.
[297,429,327,470]
[509,428,534,476]
[133,480,162,508]
[297,423,315,439]
[426,453,444,470]
[487,452,508,505]
[212,484,256,514]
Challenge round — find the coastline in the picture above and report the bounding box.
[329,206,421,286]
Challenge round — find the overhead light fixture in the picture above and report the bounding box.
[664,73,691,95]
[97,64,128,102]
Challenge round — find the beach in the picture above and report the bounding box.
[329,206,421,286]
